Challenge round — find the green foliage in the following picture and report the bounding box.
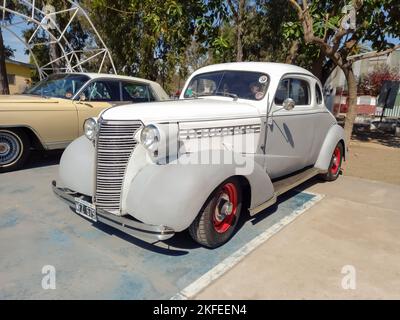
[283,21,302,40]
[3,0,396,93]
[86,0,211,92]
[284,0,400,59]
[208,0,297,63]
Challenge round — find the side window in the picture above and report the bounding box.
[290,79,310,105]
[121,82,155,102]
[82,80,120,102]
[275,78,310,106]
[315,83,323,104]
[274,79,290,105]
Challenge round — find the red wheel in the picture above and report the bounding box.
[330,146,341,175]
[189,178,242,248]
[321,142,343,181]
[212,182,238,234]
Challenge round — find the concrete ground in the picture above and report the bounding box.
[0,157,319,299]
[195,175,400,299]
[1,142,399,300]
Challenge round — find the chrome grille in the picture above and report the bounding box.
[95,120,142,214]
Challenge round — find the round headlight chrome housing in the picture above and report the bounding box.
[140,124,160,152]
[84,118,98,141]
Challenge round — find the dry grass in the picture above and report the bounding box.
[343,134,400,185]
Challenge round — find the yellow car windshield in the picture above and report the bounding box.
[26,74,90,99]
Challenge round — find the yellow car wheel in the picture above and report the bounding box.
[0,129,30,173]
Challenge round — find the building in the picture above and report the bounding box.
[324,50,400,119]
[5,58,35,94]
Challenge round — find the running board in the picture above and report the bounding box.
[249,167,323,216]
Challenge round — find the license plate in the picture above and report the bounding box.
[75,198,97,222]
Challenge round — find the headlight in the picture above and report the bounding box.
[140,124,160,151]
[84,118,97,141]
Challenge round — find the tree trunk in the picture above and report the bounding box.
[49,43,61,73]
[236,0,245,62]
[343,67,358,147]
[285,40,299,64]
[236,25,243,62]
[311,51,325,81]
[0,27,10,95]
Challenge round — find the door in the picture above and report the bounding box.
[75,80,121,136]
[265,76,318,179]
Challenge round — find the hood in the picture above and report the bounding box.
[101,98,260,123]
[0,94,62,111]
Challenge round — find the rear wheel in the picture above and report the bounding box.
[189,178,242,248]
[321,142,343,181]
[0,129,30,173]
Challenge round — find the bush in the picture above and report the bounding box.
[358,65,400,96]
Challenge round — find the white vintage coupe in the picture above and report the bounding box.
[53,62,345,248]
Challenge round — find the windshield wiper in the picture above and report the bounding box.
[198,92,239,101]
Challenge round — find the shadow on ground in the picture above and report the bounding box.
[352,130,400,148]
[25,150,63,169]
[90,177,323,256]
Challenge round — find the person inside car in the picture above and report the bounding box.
[248,82,264,100]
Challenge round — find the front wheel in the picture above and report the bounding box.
[320,142,343,181]
[0,129,30,173]
[189,178,242,248]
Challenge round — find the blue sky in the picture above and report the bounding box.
[3,19,30,63]
[4,29,29,62]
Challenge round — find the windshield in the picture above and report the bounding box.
[184,70,269,101]
[26,74,90,99]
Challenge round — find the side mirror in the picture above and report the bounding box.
[79,93,87,102]
[283,98,295,111]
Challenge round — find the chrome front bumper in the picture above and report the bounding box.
[52,181,175,241]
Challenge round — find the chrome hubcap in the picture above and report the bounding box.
[214,193,234,222]
[0,142,10,154]
[0,132,21,166]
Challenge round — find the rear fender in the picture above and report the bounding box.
[314,124,346,171]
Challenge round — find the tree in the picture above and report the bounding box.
[245,1,294,63]
[208,1,295,65]
[287,0,400,146]
[0,30,10,94]
[0,1,19,94]
[226,0,246,61]
[88,1,209,92]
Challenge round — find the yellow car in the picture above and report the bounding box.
[0,73,169,172]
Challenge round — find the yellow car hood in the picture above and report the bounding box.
[0,94,66,111]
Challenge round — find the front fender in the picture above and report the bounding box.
[314,124,346,171]
[125,150,273,232]
[59,136,95,196]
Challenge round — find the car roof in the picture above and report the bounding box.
[191,62,316,78]
[60,72,159,85]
